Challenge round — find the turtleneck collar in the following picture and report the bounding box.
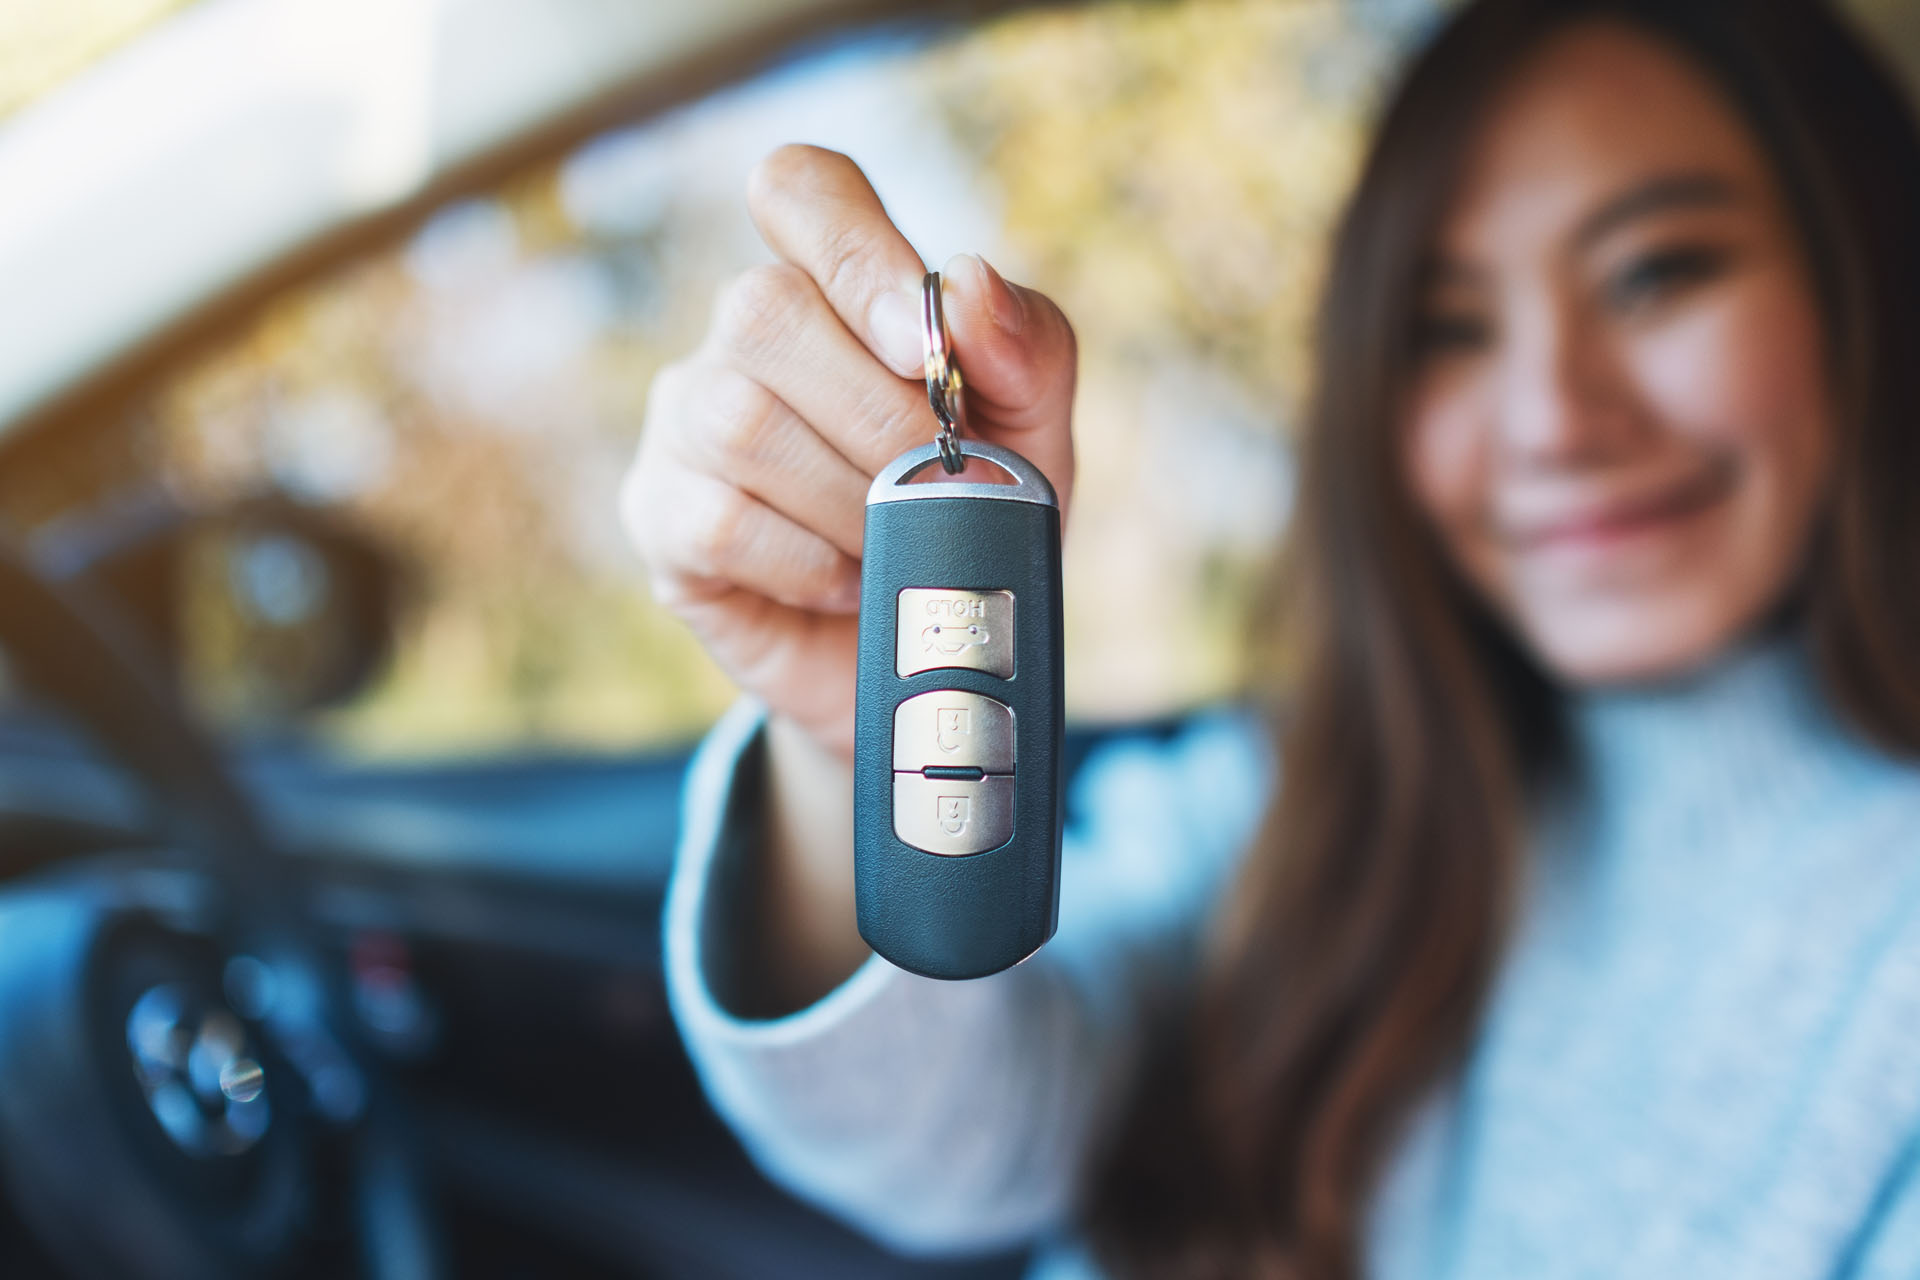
[1552,621,1893,841]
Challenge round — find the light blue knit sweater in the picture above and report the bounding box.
[664,632,1920,1278]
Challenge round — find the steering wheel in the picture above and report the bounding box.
[0,536,440,1280]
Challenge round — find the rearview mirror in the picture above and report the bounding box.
[32,494,403,728]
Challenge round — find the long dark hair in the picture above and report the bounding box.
[1087,2,1920,1276]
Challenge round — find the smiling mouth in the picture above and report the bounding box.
[1503,460,1738,553]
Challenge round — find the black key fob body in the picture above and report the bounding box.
[853,437,1064,980]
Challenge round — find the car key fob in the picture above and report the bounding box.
[851,276,1064,981]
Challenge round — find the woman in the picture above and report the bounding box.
[621,0,1920,1275]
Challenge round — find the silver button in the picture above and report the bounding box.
[895,588,1014,679]
[892,773,1014,856]
[892,690,1015,772]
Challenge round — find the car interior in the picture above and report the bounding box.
[1,0,1916,1276]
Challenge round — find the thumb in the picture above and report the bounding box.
[938,253,1077,517]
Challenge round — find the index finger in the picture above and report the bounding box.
[747,144,927,380]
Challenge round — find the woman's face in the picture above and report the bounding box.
[1402,21,1835,686]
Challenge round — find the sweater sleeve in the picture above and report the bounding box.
[662,695,1274,1257]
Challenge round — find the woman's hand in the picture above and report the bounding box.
[622,144,1077,765]
[621,145,1076,1009]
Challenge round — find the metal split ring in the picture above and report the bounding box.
[920,271,967,474]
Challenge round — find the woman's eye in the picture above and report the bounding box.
[1605,244,1732,313]
[1411,312,1491,358]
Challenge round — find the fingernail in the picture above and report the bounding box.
[867,288,925,378]
[955,253,1024,336]
[979,256,1026,336]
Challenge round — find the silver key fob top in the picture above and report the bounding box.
[852,438,1065,980]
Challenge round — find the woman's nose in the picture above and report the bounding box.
[1495,307,1639,465]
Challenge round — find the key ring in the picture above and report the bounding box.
[921,271,967,474]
